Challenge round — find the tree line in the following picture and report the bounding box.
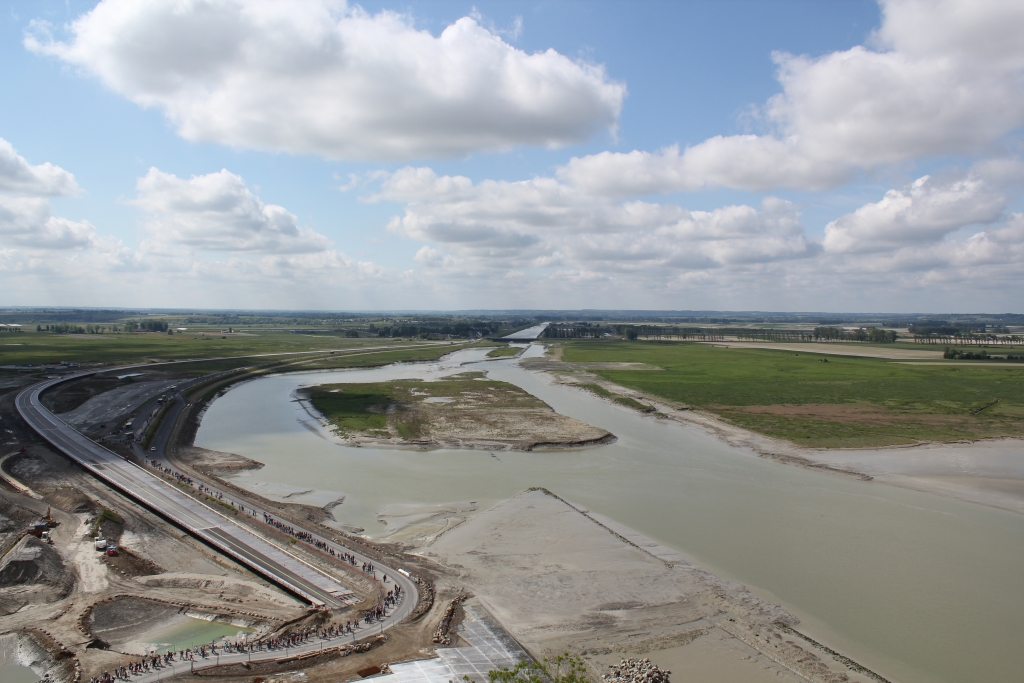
[914,333,1023,346]
[36,320,170,334]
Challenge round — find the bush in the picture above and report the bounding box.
[486,653,590,683]
[944,347,990,360]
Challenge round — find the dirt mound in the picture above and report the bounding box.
[0,536,66,587]
[135,572,296,606]
[0,535,73,615]
[43,487,95,514]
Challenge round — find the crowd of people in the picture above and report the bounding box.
[139,462,407,644]
[87,622,371,682]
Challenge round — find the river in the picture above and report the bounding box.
[196,346,1024,683]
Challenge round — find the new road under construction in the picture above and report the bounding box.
[12,364,421,673]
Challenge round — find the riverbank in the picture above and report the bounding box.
[550,339,1024,448]
[552,371,1024,516]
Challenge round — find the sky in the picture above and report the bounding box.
[1,0,1023,313]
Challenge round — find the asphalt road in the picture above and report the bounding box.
[16,374,355,608]
[143,390,422,627]
[14,356,423,671]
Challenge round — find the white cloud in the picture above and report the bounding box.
[0,138,91,251]
[0,196,95,249]
[0,137,78,197]
[134,168,332,253]
[27,0,624,160]
[0,143,395,306]
[377,167,814,281]
[557,0,1024,194]
[823,173,1007,254]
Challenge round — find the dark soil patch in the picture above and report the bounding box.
[88,596,180,642]
[40,375,126,413]
[102,547,163,578]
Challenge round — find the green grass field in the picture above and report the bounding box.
[0,330,390,366]
[560,340,1024,447]
[577,382,655,412]
[486,346,522,358]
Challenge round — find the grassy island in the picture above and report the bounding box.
[303,373,611,450]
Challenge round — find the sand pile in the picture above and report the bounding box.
[602,658,670,683]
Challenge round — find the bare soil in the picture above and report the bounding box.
[176,446,265,475]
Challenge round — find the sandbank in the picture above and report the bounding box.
[416,488,884,683]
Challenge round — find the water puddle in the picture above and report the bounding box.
[0,664,38,683]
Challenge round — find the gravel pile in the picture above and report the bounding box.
[602,658,670,683]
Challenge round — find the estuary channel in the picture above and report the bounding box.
[196,346,1024,683]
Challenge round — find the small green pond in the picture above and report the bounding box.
[139,617,254,652]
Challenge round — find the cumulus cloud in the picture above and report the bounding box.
[823,174,1007,254]
[376,167,814,281]
[0,196,96,249]
[362,150,1024,310]
[134,168,332,253]
[556,0,1024,193]
[0,138,92,251]
[0,137,78,197]
[27,0,624,160]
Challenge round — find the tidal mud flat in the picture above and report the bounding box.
[198,346,1024,683]
[416,488,883,683]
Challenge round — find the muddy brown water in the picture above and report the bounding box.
[0,664,37,683]
[196,346,1024,683]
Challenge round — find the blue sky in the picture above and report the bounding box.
[1,0,1022,311]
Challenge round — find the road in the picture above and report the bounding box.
[15,366,419,630]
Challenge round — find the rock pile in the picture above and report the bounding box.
[602,658,670,683]
[432,596,466,645]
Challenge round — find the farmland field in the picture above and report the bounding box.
[560,340,1024,447]
[0,330,414,367]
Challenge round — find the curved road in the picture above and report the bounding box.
[15,368,419,637]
